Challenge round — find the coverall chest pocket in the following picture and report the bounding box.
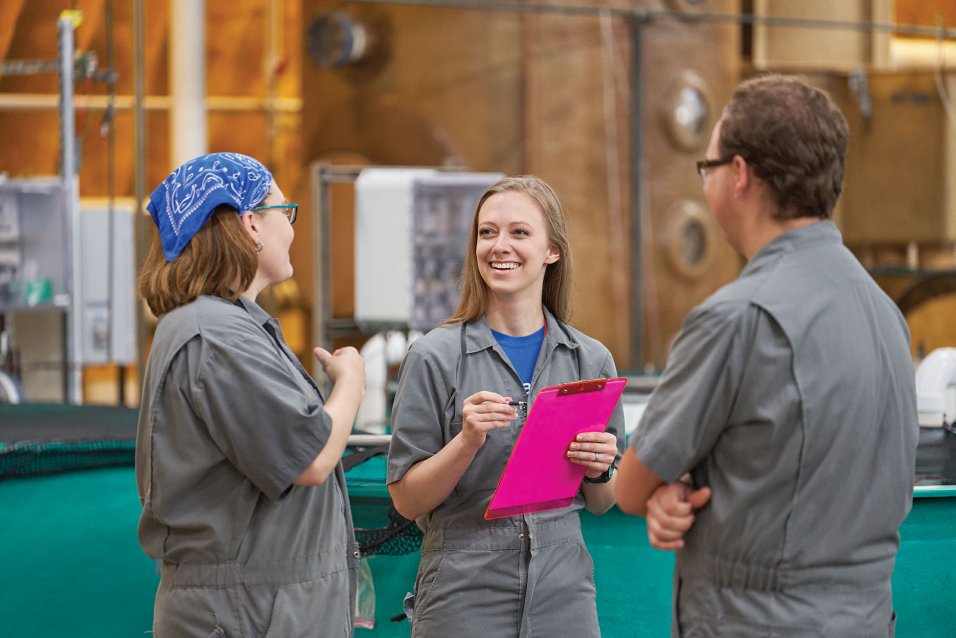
[449,418,512,491]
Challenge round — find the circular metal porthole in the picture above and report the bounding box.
[662,200,715,280]
[660,72,713,152]
[307,12,371,69]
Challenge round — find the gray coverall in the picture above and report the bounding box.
[387,308,625,638]
[136,295,358,638]
[632,222,918,637]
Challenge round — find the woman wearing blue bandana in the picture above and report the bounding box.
[135,152,366,637]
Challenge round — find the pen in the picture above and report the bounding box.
[508,401,527,408]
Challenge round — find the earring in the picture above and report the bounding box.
[255,240,263,253]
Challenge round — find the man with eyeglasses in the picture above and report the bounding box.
[616,74,917,637]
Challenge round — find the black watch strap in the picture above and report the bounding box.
[583,467,613,484]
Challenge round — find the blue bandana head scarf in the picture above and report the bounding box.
[146,152,273,260]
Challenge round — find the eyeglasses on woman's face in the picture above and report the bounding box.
[252,203,298,224]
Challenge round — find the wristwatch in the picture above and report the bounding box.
[583,466,613,484]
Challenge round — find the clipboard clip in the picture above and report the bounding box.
[557,379,608,396]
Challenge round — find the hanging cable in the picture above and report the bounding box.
[933,12,956,124]
[344,0,956,40]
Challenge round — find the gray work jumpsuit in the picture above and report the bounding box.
[387,309,625,638]
[136,295,359,638]
[632,222,918,637]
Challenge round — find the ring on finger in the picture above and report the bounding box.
[593,451,599,462]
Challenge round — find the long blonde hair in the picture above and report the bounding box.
[444,175,574,325]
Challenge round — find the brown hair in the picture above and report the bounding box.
[719,73,849,220]
[138,205,258,316]
[444,175,574,325]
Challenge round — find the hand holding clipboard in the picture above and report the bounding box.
[484,377,627,520]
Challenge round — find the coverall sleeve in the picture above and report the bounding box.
[630,301,753,483]
[187,321,333,502]
[387,343,453,485]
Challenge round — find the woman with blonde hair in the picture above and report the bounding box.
[387,175,624,637]
[136,152,365,637]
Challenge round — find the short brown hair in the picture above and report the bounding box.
[445,175,574,326]
[719,74,848,220]
[138,206,257,316]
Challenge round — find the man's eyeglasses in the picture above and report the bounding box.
[695,158,733,181]
[252,203,298,224]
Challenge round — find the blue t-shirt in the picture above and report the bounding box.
[491,326,545,396]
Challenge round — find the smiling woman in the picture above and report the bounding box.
[475,189,560,302]
[385,175,626,638]
[449,175,575,327]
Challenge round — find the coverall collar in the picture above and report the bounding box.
[463,306,578,355]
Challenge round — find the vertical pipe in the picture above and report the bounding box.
[312,164,332,378]
[628,16,645,371]
[266,0,281,170]
[58,15,75,190]
[105,0,123,404]
[133,0,148,401]
[170,0,207,165]
[58,14,82,404]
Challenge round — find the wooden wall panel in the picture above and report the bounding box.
[896,0,956,35]
[0,1,302,196]
[523,5,632,366]
[206,0,304,192]
[300,1,525,340]
[637,0,741,369]
[752,0,892,71]
[0,0,26,63]
[301,4,524,170]
[826,71,956,244]
[300,0,745,371]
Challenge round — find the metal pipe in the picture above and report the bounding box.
[0,93,303,112]
[105,0,119,401]
[1,55,116,84]
[628,16,644,372]
[347,433,391,447]
[2,59,67,75]
[58,14,82,404]
[312,164,332,377]
[133,0,148,404]
[170,0,207,165]
[266,0,282,170]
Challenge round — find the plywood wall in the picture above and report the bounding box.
[3,0,956,378]
[897,1,956,31]
[0,1,303,199]
[301,0,743,371]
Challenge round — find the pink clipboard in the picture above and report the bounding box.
[484,377,627,520]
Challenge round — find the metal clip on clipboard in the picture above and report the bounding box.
[557,379,609,395]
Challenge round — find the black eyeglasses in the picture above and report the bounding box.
[252,203,298,224]
[695,158,733,181]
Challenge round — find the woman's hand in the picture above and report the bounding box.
[314,346,365,390]
[459,391,517,452]
[296,347,365,486]
[390,391,516,520]
[567,431,618,478]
